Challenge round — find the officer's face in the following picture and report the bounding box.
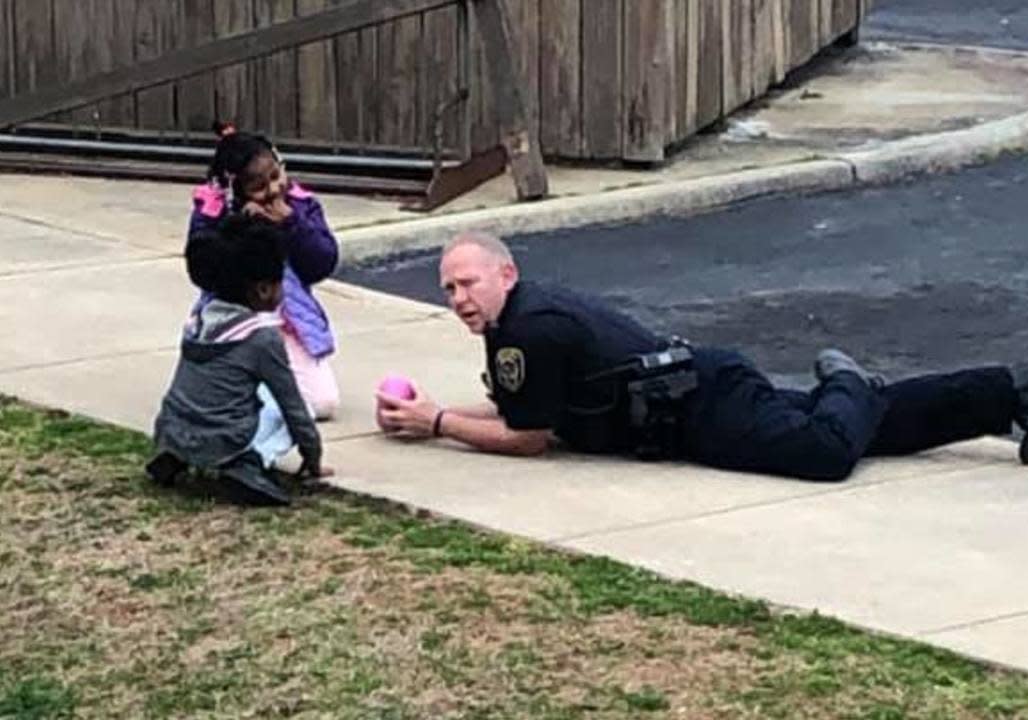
[440,244,517,335]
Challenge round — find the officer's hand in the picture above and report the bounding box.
[376,382,439,439]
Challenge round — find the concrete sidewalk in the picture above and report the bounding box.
[3,40,1028,672]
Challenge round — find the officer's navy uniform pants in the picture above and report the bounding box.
[676,349,1018,481]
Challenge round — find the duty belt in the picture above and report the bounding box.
[585,337,699,460]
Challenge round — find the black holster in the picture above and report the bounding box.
[585,339,698,461]
[626,343,698,460]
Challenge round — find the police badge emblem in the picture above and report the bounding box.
[495,347,525,392]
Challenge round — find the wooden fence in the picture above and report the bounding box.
[0,0,870,163]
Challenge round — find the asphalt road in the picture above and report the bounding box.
[866,0,1028,50]
[339,2,1028,387]
[340,155,1028,386]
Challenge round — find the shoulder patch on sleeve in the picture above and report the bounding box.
[495,347,526,393]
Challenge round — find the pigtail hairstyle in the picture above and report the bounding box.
[207,121,279,206]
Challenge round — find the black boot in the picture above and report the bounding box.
[1009,364,1028,464]
[218,451,291,507]
[814,349,885,390]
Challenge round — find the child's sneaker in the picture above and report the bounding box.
[218,451,291,506]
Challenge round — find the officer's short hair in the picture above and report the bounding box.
[443,231,513,265]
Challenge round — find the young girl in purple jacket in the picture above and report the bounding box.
[189,123,340,419]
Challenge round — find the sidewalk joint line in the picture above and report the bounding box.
[0,346,177,375]
[0,209,173,256]
[0,254,178,279]
[920,609,1028,637]
[835,155,859,182]
[322,430,385,444]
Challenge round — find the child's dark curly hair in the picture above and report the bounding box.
[186,213,286,306]
[207,121,279,203]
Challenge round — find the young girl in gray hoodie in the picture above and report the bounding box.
[148,214,332,505]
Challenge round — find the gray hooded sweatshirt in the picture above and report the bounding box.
[154,299,321,469]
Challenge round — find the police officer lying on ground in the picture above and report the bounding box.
[376,231,1028,481]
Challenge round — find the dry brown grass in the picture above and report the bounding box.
[3,398,1028,719]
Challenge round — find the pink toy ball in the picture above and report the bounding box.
[377,374,416,401]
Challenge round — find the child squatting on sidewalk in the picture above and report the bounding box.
[189,122,341,420]
[147,214,333,506]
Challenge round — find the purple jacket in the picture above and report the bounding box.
[188,182,339,359]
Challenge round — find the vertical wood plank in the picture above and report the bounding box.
[509,0,539,150]
[673,0,689,138]
[471,0,547,198]
[539,0,581,157]
[663,0,677,141]
[334,29,365,145]
[420,4,462,151]
[623,0,672,161]
[296,0,338,141]
[359,25,379,145]
[100,0,138,128]
[377,14,421,149]
[135,0,179,130]
[254,0,299,139]
[581,0,621,159]
[13,0,56,98]
[469,8,498,153]
[670,0,686,137]
[819,0,832,45]
[0,0,10,99]
[53,0,91,125]
[832,0,858,40]
[63,0,133,128]
[54,0,134,127]
[719,0,733,113]
[771,0,786,82]
[784,0,818,68]
[178,0,216,133]
[213,0,256,130]
[694,0,721,131]
[751,0,776,97]
[721,0,753,112]
[741,0,755,102]
[682,0,700,138]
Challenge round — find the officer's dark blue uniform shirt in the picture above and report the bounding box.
[484,281,665,453]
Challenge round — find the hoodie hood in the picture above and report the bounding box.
[182,299,283,363]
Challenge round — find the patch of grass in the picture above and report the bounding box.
[4,397,1028,719]
[0,397,150,463]
[142,666,250,718]
[618,685,671,712]
[747,612,1028,717]
[128,567,203,593]
[391,519,771,625]
[0,674,76,720]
